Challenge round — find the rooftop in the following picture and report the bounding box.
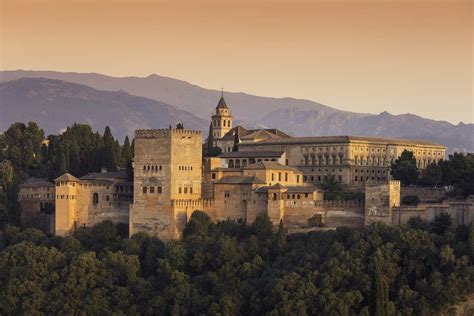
[215,176,266,185]
[20,178,54,188]
[255,185,317,193]
[55,173,80,182]
[238,135,444,147]
[80,171,128,180]
[219,151,284,158]
[243,161,301,172]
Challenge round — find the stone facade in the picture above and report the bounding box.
[54,171,132,236]
[24,96,465,240]
[18,178,55,233]
[129,128,202,240]
[238,136,445,190]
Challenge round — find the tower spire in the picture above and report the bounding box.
[221,85,223,98]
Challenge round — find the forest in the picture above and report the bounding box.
[0,212,473,315]
[0,121,473,314]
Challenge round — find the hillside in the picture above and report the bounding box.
[0,78,207,141]
[1,70,472,152]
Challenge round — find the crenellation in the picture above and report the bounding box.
[40,95,467,240]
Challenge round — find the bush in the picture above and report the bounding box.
[402,195,420,205]
[307,214,324,227]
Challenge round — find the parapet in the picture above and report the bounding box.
[135,128,202,138]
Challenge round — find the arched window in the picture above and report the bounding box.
[242,160,247,167]
[228,160,234,168]
[93,193,99,205]
[235,160,241,168]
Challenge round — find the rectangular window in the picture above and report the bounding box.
[142,187,147,194]
[106,195,110,201]
[150,186,155,193]
[179,187,182,194]
[190,187,193,194]
[278,172,281,181]
[212,173,216,179]
[158,186,162,193]
[272,173,274,181]
[285,172,288,181]
[297,175,300,183]
[184,187,188,194]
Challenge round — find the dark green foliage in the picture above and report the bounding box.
[431,213,452,235]
[307,213,324,227]
[401,195,420,205]
[391,150,419,185]
[320,175,341,192]
[0,220,472,315]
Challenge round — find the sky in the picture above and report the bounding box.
[1,0,473,124]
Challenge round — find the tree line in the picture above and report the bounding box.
[0,213,473,315]
[391,150,474,197]
[0,122,133,228]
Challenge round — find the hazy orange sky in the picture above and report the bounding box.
[1,0,472,124]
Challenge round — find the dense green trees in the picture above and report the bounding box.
[0,216,472,315]
[391,150,419,185]
[0,122,134,228]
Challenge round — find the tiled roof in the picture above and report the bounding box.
[219,151,284,158]
[239,135,444,147]
[220,125,291,141]
[243,161,300,172]
[20,178,54,188]
[216,96,229,110]
[255,185,317,193]
[215,176,266,185]
[55,173,80,182]
[80,171,127,180]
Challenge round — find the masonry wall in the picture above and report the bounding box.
[130,129,202,240]
[364,180,400,226]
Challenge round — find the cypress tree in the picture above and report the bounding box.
[369,249,393,316]
[101,126,117,172]
[206,123,214,156]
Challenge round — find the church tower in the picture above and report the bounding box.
[211,91,233,140]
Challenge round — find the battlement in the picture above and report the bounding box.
[135,128,202,138]
[171,198,202,207]
[315,199,364,208]
[201,198,216,208]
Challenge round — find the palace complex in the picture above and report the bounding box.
[18,95,473,239]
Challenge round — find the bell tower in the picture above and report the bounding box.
[211,89,233,140]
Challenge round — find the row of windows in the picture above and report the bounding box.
[354,176,386,182]
[143,165,162,172]
[142,186,163,194]
[57,194,76,200]
[23,187,51,192]
[21,193,53,199]
[304,175,343,183]
[354,169,387,174]
[227,158,278,168]
[271,172,289,182]
[178,165,193,171]
[303,147,344,152]
[302,155,344,166]
[213,119,231,128]
[353,156,389,166]
[178,187,194,194]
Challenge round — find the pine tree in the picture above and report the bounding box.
[101,126,117,172]
[122,136,132,166]
[369,249,394,316]
[274,220,287,255]
[206,123,214,156]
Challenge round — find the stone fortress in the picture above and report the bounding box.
[19,95,473,239]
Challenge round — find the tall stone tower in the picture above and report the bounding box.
[211,91,233,140]
[54,173,79,236]
[129,128,203,240]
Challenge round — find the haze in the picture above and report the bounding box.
[1,0,472,124]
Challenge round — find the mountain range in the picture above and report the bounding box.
[0,70,472,152]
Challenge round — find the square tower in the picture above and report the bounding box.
[130,128,202,240]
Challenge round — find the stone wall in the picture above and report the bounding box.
[400,186,447,203]
[392,201,474,226]
[130,128,202,240]
[364,180,400,225]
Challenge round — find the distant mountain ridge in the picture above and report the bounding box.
[0,70,472,152]
[0,77,207,141]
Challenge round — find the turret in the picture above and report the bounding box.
[211,91,233,140]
